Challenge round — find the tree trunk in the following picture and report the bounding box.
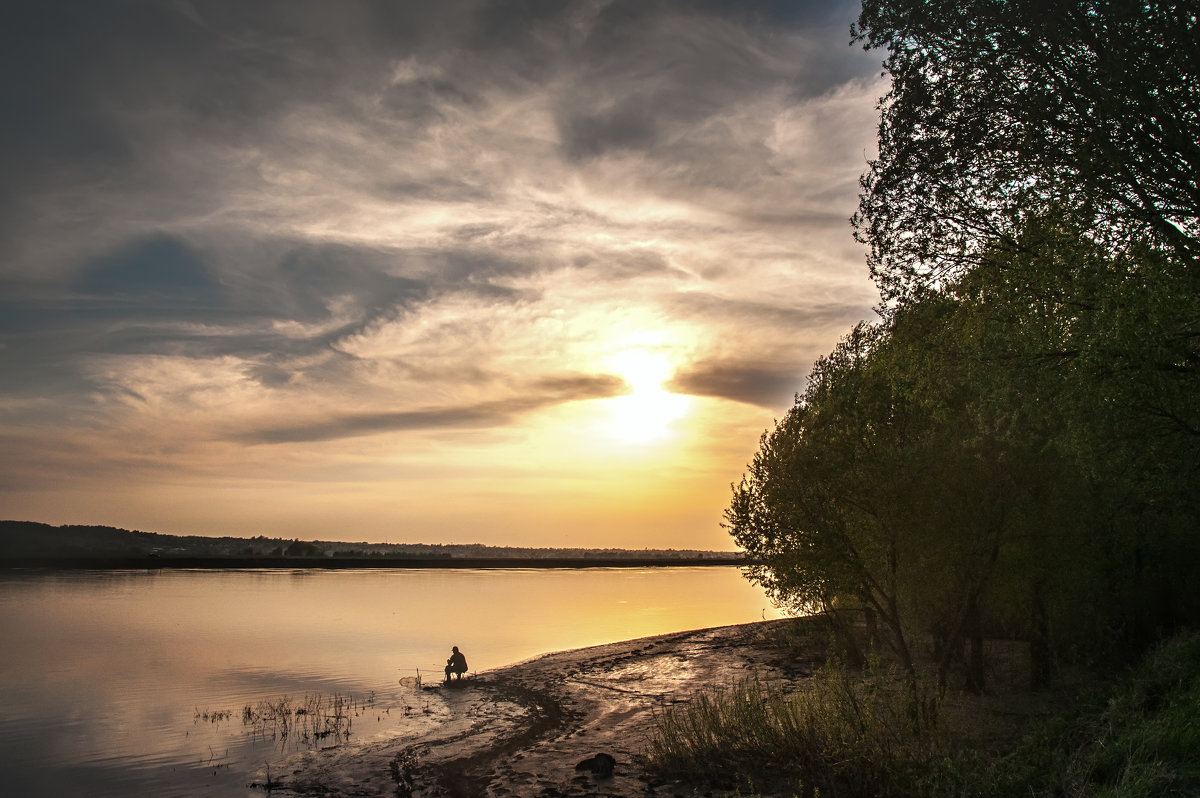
[1030,579,1051,689]
[966,593,985,694]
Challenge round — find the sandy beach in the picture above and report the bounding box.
[252,617,824,797]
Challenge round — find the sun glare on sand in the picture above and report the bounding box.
[604,349,691,444]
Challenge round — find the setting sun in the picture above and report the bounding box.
[0,0,884,551]
[605,349,692,444]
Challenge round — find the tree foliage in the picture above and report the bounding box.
[730,208,1199,687]
[731,1,1199,688]
[851,0,1200,302]
[728,312,1017,685]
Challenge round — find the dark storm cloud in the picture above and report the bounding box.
[4,0,867,230]
[0,3,139,239]
[0,214,585,412]
[0,0,468,265]
[669,362,803,409]
[243,404,512,444]
[240,373,625,444]
[559,105,660,162]
[0,0,889,545]
[0,0,879,444]
[559,249,680,282]
[667,290,871,333]
[0,0,872,258]
[0,232,232,404]
[73,234,224,309]
[551,1,870,163]
[654,290,876,408]
[263,243,429,323]
[0,234,425,401]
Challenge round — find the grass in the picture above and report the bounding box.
[649,659,943,796]
[648,630,1200,797]
[240,691,376,746]
[965,630,1200,797]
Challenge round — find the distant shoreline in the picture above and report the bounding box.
[0,555,748,570]
[0,521,744,567]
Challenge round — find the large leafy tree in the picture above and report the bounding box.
[731,1,1199,694]
[847,0,1200,660]
[731,209,1198,686]
[852,0,1200,302]
[727,310,1024,690]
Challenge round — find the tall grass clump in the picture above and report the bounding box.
[648,661,941,796]
[1071,630,1200,795]
[957,630,1200,798]
[242,692,371,746]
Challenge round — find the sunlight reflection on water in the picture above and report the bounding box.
[0,566,784,797]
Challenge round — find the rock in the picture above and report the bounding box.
[574,752,616,777]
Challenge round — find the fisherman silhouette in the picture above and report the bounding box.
[444,646,468,682]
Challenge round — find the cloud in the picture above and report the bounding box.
[238,373,625,444]
[669,362,803,409]
[0,0,886,544]
[73,234,225,310]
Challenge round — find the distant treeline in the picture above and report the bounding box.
[0,520,743,567]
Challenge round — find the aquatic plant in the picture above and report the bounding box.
[241,691,374,746]
[193,708,233,724]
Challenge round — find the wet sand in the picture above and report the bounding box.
[252,617,826,797]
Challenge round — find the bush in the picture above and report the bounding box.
[929,631,1200,798]
[648,661,941,796]
[650,632,1200,797]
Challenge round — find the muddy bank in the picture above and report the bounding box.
[252,617,826,797]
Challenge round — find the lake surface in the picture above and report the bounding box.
[0,567,785,796]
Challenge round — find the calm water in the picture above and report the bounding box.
[0,567,783,796]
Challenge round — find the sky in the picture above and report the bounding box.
[0,0,885,550]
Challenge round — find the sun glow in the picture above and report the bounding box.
[604,350,691,444]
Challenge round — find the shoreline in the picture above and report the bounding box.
[0,555,747,570]
[254,617,824,797]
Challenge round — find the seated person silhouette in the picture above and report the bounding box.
[444,646,468,682]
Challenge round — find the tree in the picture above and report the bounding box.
[284,539,324,557]
[731,206,1199,687]
[846,0,1200,665]
[731,2,1200,698]
[852,0,1200,302]
[727,314,1019,692]
[951,215,1200,654]
[728,324,910,666]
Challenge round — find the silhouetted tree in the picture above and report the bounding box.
[284,540,324,557]
[852,0,1200,302]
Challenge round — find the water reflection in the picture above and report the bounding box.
[0,567,783,796]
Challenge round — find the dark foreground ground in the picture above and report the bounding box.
[251,618,824,797]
